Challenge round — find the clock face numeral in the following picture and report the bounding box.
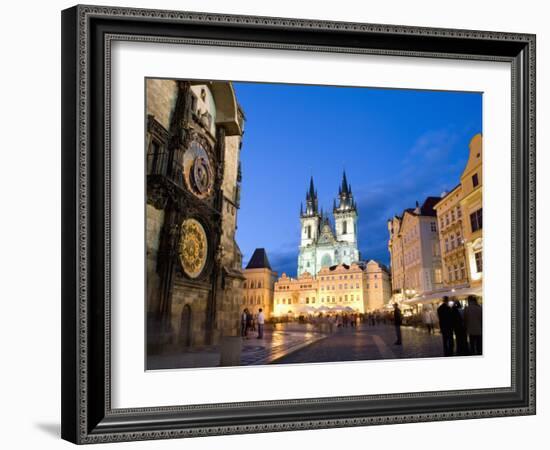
[183,140,214,198]
[179,218,208,279]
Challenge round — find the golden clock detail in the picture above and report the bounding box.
[179,218,208,278]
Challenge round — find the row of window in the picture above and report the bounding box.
[440,205,463,230]
[320,274,362,281]
[444,229,463,253]
[445,251,482,282]
[404,248,420,265]
[276,294,363,305]
[321,283,361,291]
[244,280,264,289]
[447,261,467,282]
[403,226,419,244]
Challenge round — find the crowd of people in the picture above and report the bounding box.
[241,295,482,357]
[436,295,482,356]
[391,295,483,356]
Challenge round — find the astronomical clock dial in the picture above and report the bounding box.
[183,140,214,198]
[179,218,208,279]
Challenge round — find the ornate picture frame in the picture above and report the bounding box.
[61,4,536,444]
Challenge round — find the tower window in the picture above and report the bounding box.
[342,221,347,234]
[472,173,479,188]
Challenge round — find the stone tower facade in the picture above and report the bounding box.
[146,79,245,359]
[297,172,360,277]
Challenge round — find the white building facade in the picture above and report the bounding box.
[297,173,360,277]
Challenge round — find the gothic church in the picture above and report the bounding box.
[298,172,360,276]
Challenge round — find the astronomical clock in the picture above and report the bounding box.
[176,132,220,282]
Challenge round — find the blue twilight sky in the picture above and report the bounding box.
[233,82,482,278]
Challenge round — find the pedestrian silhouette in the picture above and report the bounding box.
[451,299,469,356]
[437,296,454,356]
[393,303,402,345]
[464,295,482,355]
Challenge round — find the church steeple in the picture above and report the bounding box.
[341,170,350,195]
[303,176,319,217]
[334,170,356,213]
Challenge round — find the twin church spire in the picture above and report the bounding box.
[298,171,360,276]
[300,171,357,218]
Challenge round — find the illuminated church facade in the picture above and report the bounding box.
[297,172,360,277]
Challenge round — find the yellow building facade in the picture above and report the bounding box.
[433,185,469,287]
[459,133,483,288]
[401,133,483,308]
[272,261,391,317]
[242,248,278,317]
[433,133,483,292]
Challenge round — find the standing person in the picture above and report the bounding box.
[451,299,469,356]
[422,305,436,334]
[245,309,252,339]
[464,295,483,355]
[241,308,248,337]
[393,303,402,345]
[437,296,454,356]
[257,308,265,339]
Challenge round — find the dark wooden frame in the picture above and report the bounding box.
[61,4,536,444]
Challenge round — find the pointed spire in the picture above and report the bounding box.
[341,170,349,195]
[304,177,319,216]
[300,202,303,215]
[309,176,315,199]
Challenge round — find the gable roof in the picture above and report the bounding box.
[419,196,441,216]
[245,248,272,270]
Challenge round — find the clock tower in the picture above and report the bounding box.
[146,79,245,355]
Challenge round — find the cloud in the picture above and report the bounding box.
[354,128,469,265]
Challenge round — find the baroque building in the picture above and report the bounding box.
[297,172,360,277]
[273,261,391,317]
[242,248,278,318]
[434,133,483,291]
[389,133,483,309]
[387,197,443,301]
[146,79,245,358]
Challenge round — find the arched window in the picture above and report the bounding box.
[343,221,347,234]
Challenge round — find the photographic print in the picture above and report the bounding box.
[145,78,483,370]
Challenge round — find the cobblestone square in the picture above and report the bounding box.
[273,323,444,365]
